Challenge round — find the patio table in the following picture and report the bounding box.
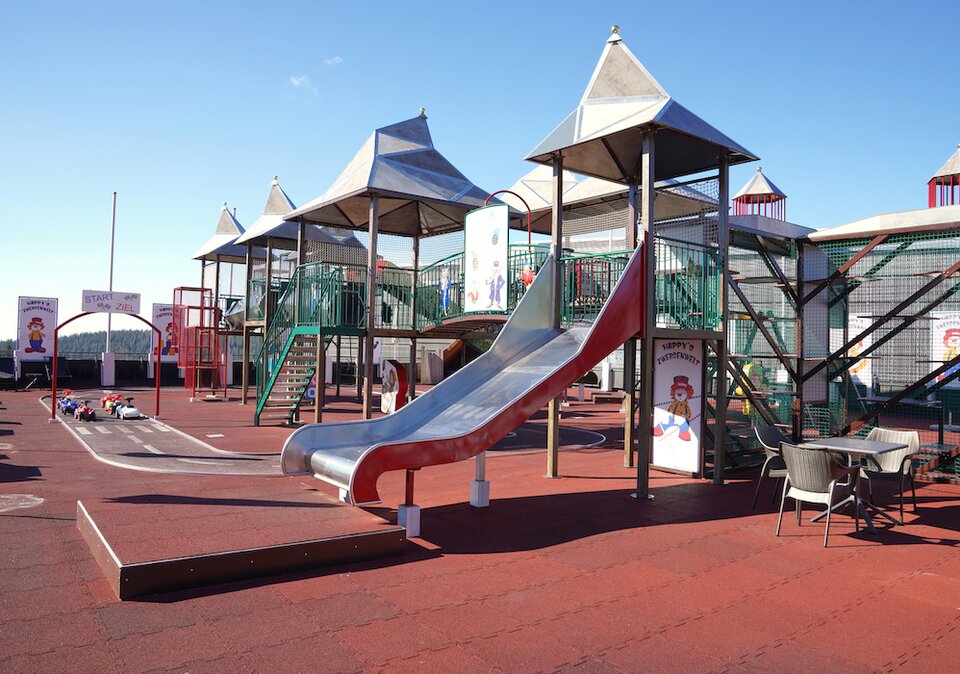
[798,437,909,534]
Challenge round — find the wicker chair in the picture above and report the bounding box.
[752,425,789,508]
[861,428,919,525]
[776,442,859,547]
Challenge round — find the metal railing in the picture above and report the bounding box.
[654,235,721,330]
[560,250,632,326]
[416,244,551,330]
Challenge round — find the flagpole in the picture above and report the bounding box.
[106,191,116,353]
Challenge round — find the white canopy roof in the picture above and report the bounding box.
[734,167,786,200]
[286,113,514,237]
[500,165,718,234]
[193,204,253,263]
[808,204,960,242]
[932,144,960,180]
[525,29,757,183]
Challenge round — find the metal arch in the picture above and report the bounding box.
[484,190,533,246]
[50,312,163,420]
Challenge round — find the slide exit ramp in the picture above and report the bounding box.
[281,245,646,505]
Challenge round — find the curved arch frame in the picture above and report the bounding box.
[50,312,162,419]
[484,190,533,247]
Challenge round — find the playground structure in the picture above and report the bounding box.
[172,287,227,400]
[164,28,960,522]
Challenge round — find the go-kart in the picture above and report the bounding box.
[101,393,123,409]
[114,397,143,420]
[60,398,80,416]
[74,401,97,422]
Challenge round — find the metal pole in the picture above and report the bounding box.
[714,154,730,484]
[363,196,379,419]
[635,128,656,501]
[547,154,564,478]
[623,181,639,468]
[409,233,419,402]
[106,192,117,353]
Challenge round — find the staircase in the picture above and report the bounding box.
[254,263,348,426]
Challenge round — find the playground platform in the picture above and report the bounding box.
[1,386,958,672]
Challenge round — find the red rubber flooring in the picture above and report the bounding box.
[1,387,958,672]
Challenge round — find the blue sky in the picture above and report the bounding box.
[2,1,958,339]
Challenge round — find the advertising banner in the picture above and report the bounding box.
[463,204,509,313]
[651,339,703,474]
[81,290,141,315]
[847,314,873,394]
[930,312,960,390]
[151,304,178,363]
[17,296,58,362]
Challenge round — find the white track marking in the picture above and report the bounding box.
[206,433,225,438]
[143,445,164,455]
[136,426,153,433]
[95,427,111,435]
[117,426,133,434]
[0,494,44,513]
[154,425,171,432]
[178,458,220,466]
[128,436,143,444]
[77,427,92,436]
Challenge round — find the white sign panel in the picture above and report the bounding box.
[82,290,141,315]
[463,204,509,313]
[847,314,873,394]
[652,339,703,474]
[930,312,960,390]
[150,303,178,363]
[17,296,58,362]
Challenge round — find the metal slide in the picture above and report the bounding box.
[281,244,646,505]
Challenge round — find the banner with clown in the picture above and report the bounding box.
[930,313,960,390]
[651,339,703,474]
[17,296,58,363]
[150,304,178,363]
[463,204,509,314]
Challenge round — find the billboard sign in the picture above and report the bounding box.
[150,303,178,363]
[651,339,703,474]
[17,296,58,362]
[463,204,509,313]
[81,290,141,315]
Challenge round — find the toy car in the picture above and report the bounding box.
[74,401,97,422]
[114,397,143,420]
[101,393,123,409]
[104,398,125,414]
[60,398,80,416]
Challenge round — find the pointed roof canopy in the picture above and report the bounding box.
[193,203,259,263]
[500,166,718,234]
[525,28,757,183]
[233,177,365,251]
[286,112,516,237]
[931,144,960,180]
[734,167,786,201]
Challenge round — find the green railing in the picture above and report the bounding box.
[377,266,415,330]
[560,251,632,326]
[654,235,721,330]
[416,244,551,330]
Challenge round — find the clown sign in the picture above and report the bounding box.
[930,313,960,390]
[17,297,58,363]
[150,304,178,363]
[651,339,703,474]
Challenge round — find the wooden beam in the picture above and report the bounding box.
[754,235,798,307]
[800,234,887,306]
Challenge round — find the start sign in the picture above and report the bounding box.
[82,290,141,315]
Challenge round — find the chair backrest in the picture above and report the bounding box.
[864,427,919,473]
[780,442,841,493]
[755,425,788,459]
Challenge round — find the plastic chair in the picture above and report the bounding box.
[861,427,919,525]
[776,442,859,547]
[752,425,788,508]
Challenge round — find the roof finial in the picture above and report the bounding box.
[611,25,619,35]
[419,107,426,117]
[272,175,279,185]
[757,166,763,173]
[222,201,228,210]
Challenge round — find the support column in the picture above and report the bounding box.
[794,243,805,442]
[635,129,656,501]
[335,335,342,397]
[409,234,419,402]
[714,154,730,485]
[356,336,363,400]
[241,242,254,405]
[398,469,421,537]
[547,154,564,477]
[470,452,490,507]
[314,330,324,424]
[264,238,274,326]
[363,197,379,419]
[623,181,639,468]
[213,255,221,317]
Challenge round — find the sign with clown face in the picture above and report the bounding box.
[930,313,960,390]
[150,304,178,363]
[651,339,703,474]
[17,296,58,363]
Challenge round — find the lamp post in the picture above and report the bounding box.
[102,192,117,387]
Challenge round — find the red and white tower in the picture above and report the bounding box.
[928,144,960,208]
[733,167,787,220]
